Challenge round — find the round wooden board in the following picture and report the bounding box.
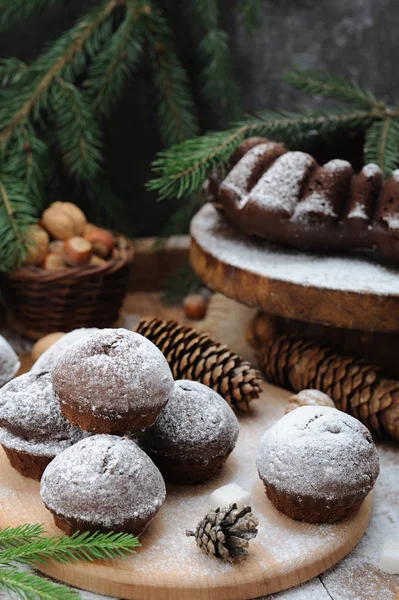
[0,383,374,600]
[190,204,399,333]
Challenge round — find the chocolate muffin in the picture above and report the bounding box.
[52,328,174,434]
[138,380,239,484]
[0,371,87,480]
[40,434,166,536]
[256,406,379,523]
[0,335,20,387]
[31,327,98,373]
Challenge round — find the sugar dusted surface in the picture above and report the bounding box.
[31,328,99,373]
[0,371,86,457]
[392,169,399,182]
[248,152,315,213]
[348,202,368,219]
[191,203,399,295]
[362,163,381,178]
[40,435,166,527]
[138,380,239,461]
[292,192,337,222]
[324,158,351,172]
[0,335,20,387]
[256,406,379,501]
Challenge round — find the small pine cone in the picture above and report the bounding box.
[136,317,262,412]
[257,334,399,441]
[186,504,259,562]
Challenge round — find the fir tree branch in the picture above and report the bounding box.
[51,78,102,180]
[149,108,378,200]
[0,524,45,549]
[0,58,33,87]
[0,0,119,149]
[187,0,242,124]
[364,116,399,177]
[0,0,60,30]
[237,0,264,30]
[284,69,383,109]
[145,3,199,146]
[0,175,39,272]
[0,568,80,600]
[88,1,146,115]
[0,530,141,566]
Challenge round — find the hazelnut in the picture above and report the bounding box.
[42,252,67,271]
[89,254,107,267]
[31,332,65,362]
[285,389,335,414]
[42,206,75,240]
[183,294,208,320]
[84,228,115,258]
[23,225,50,266]
[51,202,87,236]
[63,237,92,266]
[49,240,64,254]
[83,223,98,236]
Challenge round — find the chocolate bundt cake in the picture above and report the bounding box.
[205,137,399,264]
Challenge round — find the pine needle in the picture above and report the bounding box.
[1,530,141,566]
[364,117,399,177]
[0,0,60,30]
[0,524,45,549]
[237,0,264,30]
[0,568,81,600]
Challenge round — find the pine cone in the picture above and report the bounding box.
[186,504,258,561]
[258,334,399,441]
[136,317,262,412]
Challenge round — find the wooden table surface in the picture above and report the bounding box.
[3,291,399,600]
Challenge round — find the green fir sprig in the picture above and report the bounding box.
[149,69,399,200]
[0,523,140,599]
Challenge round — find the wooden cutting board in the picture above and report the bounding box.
[190,204,399,333]
[0,382,374,600]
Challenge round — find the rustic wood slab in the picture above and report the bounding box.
[190,204,399,333]
[0,383,373,600]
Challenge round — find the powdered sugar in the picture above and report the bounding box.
[0,335,20,387]
[324,159,352,172]
[256,406,379,501]
[348,202,368,219]
[362,163,381,178]
[52,329,174,416]
[191,204,399,295]
[139,380,239,462]
[382,214,399,230]
[31,328,99,373]
[248,152,315,214]
[292,192,337,222]
[392,170,399,182]
[0,371,86,457]
[40,435,166,527]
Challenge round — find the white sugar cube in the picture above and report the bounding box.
[209,483,250,511]
[379,539,399,574]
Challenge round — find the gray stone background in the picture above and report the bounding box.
[1,0,398,235]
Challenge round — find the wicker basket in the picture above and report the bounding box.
[3,233,134,340]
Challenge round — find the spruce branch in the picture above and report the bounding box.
[0,175,39,272]
[88,1,146,115]
[0,568,81,600]
[0,524,45,549]
[364,116,399,177]
[149,108,377,200]
[284,69,382,109]
[51,78,102,180]
[238,0,264,30]
[187,0,242,124]
[145,3,199,146]
[0,530,141,566]
[0,0,119,149]
[0,58,33,87]
[0,0,60,30]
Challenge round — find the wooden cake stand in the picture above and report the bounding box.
[0,382,373,600]
[190,204,399,334]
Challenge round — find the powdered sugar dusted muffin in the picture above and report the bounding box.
[40,434,166,536]
[0,371,87,480]
[138,380,239,484]
[0,335,20,387]
[256,406,379,523]
[31,328,98,373]
[52,328,174,434]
